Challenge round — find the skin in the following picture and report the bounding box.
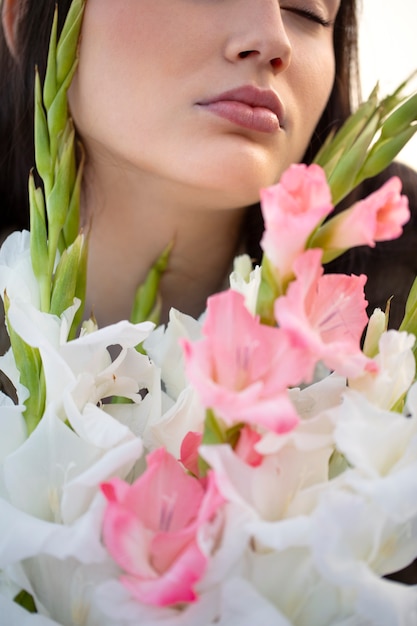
[67,0,341,325]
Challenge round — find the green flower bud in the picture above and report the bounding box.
[359,126,417,182]
[50,233,85,319]
[130,242,173,326]
[56,0,85,85]
[34,70,52,188]
[328,113,380,205]
[381,92,417,139]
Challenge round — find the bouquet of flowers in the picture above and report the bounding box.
[1,2,417,624]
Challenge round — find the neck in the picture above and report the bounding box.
[81,161,246,327]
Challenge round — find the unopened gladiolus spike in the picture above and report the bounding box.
[17,0,87,438]
[130,242,173,327]
[31,0,86,298]
[314,75,417,206]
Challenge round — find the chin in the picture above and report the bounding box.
[216,171,282,206]
[197,165,280,206]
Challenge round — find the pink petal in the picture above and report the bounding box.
[260,164,333,277]
[121,539,207,606]
[180,431,203,477]
[101,483,156,579]
[126,448,205,532]
[234,425,263,467]
[275,249,374,379]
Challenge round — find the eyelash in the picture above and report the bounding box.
[281,7,333,28]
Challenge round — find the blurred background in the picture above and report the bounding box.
[358,0,417,170]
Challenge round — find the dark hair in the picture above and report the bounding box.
[0,0,358,237]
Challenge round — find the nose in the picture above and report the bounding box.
[224,1,292,72]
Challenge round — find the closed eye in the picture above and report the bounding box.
[281,6,333,28]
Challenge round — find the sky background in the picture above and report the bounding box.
[358,0,417,170]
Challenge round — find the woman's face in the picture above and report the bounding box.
[69,0,341,209]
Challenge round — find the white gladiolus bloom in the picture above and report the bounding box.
[349,330,415,410]
[229,254,262,316]
[144,307,202,401]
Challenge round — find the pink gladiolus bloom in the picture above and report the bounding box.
[101,448,223,607]
[320,176,410,249]
[260,163,333,278]
[274,249,377,379]
[182,290,309,434]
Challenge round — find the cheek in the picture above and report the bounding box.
[298,44,336,121]
[288,43,336,150]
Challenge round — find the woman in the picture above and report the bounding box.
[0,0,416,590]
[1,0,416,330]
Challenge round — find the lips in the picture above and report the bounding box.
[197,85,284,134]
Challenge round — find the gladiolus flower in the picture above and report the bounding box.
[182,290,310,434]
[260,163,333,279]
[312,176,410,253]
[274,249,376,379]
[101,448,223,607]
